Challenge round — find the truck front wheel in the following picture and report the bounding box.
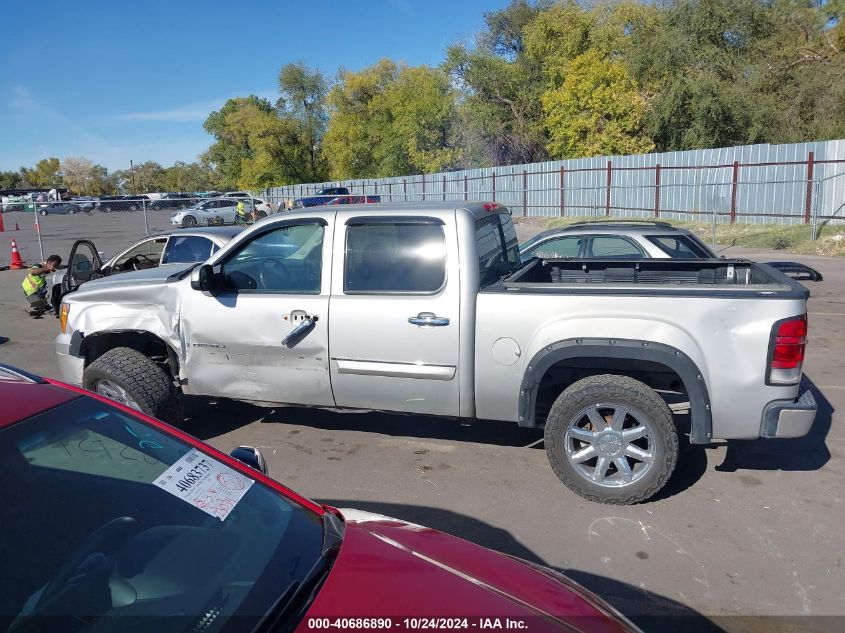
[544,374,678,504]
[83,347,184,426]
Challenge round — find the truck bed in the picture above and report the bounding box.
[495,258,808,299]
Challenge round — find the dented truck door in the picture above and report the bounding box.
[179,218,334,406]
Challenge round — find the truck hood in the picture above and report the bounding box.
[303,509,638,632]
[74,263,192,293]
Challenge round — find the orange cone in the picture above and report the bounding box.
[10,238,25,269]
[0,212,4,232]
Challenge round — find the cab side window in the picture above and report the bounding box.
[344,221,445,293]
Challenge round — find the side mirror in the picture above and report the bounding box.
[230,446,268,475]
[190,264,215,291]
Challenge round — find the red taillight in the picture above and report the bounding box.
[769,315,807,384]
[483,202,499,211]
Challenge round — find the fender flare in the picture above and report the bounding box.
[518,338,713,444]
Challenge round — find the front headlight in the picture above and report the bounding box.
[60,303,70,333]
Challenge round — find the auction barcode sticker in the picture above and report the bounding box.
[153,449,254,521]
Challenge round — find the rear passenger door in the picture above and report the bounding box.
[328,215,461,416]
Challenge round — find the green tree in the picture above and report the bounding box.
[0,170,22,189]
[322,60,456,179]
[276,62,330,183]
[203,96,276,189]
[21,158,61,188]
[542,49,654,158]
[444,0,549,166]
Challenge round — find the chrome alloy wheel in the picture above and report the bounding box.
[95,379,143,412]
[564,404,655,487]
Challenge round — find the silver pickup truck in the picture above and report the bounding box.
[55,201,816,504]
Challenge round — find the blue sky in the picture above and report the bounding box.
[0,0,508,171]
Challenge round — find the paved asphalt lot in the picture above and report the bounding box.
[1,209,843,632]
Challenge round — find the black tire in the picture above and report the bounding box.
[544,374,678,505]
[83,347,184,426]
[39,210,48,216]
[102,206,112,213]
[182,215,197,228]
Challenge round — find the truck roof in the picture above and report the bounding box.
[281,200,509,221]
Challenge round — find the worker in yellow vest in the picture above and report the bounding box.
[21,254,62,316]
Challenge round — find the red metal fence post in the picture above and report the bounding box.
[443,175,447,201]
[388,182,392,201]
[730,161,740,223]
[464,175,468,201]
[523,170,528,217]
[492,172,496,202]
[804,151,815,224]
[654,164,661,218]
[559,166,565,217]
[403,179,407,201]
[605,160,612,216]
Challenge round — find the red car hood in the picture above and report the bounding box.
[301,509,638,633]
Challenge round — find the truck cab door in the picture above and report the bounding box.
[62,240,104,293]
[179,218,334,406]
[328,214,461,416]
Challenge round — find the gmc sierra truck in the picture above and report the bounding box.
[55,201,816,504]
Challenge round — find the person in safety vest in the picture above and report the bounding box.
[236,200,246,220]
[21,254,61,316]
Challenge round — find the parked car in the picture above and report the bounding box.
[37,202,88,215]
[46,227,241,313]
[170,198,267,227]
[326,194,381,205]
[95,195,150,213]
[0,363,640,633]
[69,196,97,212]
[170,198,237,227]
[148,192,195,211]
[56,201,816,504]
[520,220,823,280]
[252,197,272,213]
[520,221,717,260]
[292,186,352,208]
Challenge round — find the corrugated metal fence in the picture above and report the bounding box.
[266,140,845,226]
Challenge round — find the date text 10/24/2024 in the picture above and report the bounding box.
[307,619,529,630]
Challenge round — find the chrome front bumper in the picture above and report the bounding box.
[55,331,84,385]
[761,390,817,438]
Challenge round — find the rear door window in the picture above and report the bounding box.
[162,236,215,264]
[345,221,446,293]
[587,236,646,258]
[647,235,714,258]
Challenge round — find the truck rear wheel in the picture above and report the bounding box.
[83,347,184,426]
[544,374,678,504]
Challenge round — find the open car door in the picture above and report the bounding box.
[62,240,104,294]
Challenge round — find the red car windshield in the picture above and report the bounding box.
[0,396,323,633]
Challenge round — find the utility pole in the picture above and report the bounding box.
[130,160,137,195]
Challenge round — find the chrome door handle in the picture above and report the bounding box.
[408,312,450,327]
[282,316,316,346]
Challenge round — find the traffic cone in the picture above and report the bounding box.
[10,238,25,269]
[0,212,4,232]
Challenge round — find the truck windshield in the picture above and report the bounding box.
[0,397,324,633]
[476,213,520,287]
